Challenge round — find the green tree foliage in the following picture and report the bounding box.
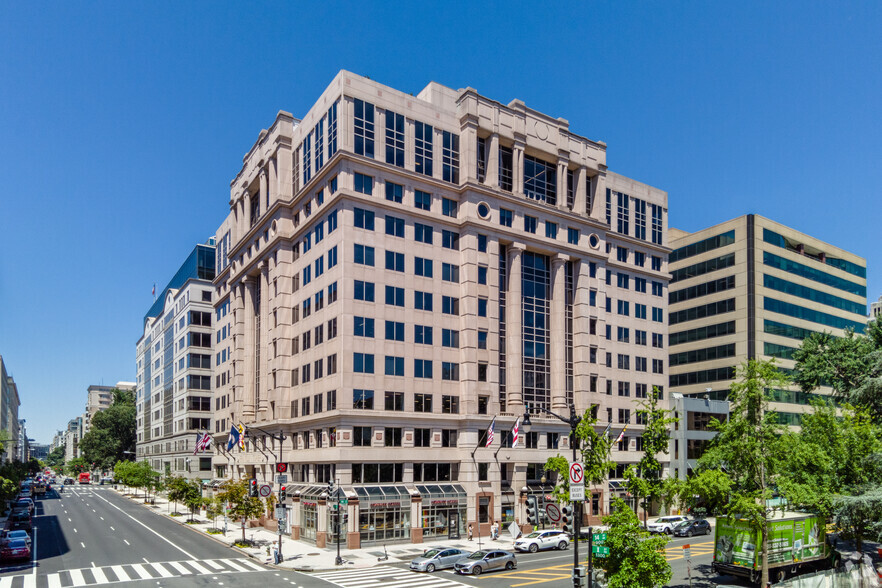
[46,446,65,470]
[65,457,90,476]
[624,387,678,527]
[0,478,18,504]
[216,479,264,542]
[776,401,882,518]
[832,488,882,551]
[545,408,616,504]
[114,460,161,501]
[598,497,671,588]
[695,359,789,587]
[167,476,205,521]
[79,388,136,470]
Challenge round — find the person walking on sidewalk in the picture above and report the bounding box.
[468,523,473,540]
[491,521,499,540]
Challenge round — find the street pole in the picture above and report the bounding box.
[335,478,343,566]
[571,406,580,577]
[587,526,593,587]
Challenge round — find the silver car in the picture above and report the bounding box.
[454,550,517,575]
[410,547,468,572]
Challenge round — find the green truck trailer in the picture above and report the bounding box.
[712,511,837,584]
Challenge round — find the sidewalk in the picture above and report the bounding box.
[109,487,512,572]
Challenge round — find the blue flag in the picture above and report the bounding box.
[226,423,240,451]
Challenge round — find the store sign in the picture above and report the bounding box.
[431,499,460,506]
[370,501,401,509]
[302,500,316,507]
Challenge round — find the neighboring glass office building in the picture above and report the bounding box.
[211,71,670,548]
[667,214,867,474]
[135,242,216,479]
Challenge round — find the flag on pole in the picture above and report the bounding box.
[511,417,520,448]
[194,433,203,455]
[601,421,614,439]
[226,423,240,451]
[615,425,629,444]
[194,432,212,454]
[152,283,156,297]
[485,417,496,448]
[237,423,246,450]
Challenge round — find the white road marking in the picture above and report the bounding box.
[143,558,149,563]
[111,565,131,581]
[91,566,108,584]
[100,516,104,520]
[90,490,196,558]
[73,528,77,532]
[110,526,115,531]
[129,563,152,579]
[68,568,86,586]
[0,577,13,588]
[46,573,62,588]
[80,542,85,548]
[149,562,174,577]
[167,561,192,575]
[222,560,249,572]
[203,560,226,571]
[236,559,266,570]
[186,561,211,574]
[124,539,130,545]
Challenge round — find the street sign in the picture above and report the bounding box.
[340,498,348,505]
[592,545,610,557]
[275,506,287,521]
[275,475,288,485]
[545,503,562,523]
[571,484,585,501]
[569,463,584,485]
[592,532,607,542]
[258,484,272,498]
[275,463,288,473]
[682,544,691,560]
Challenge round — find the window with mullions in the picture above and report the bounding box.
[386,182,403,203]
[385,356,404,376]
[522,252,551,411]
[353,353,374,374]
[617,192,630,235]
[385,215,405,238]
[302,133,312,186]
[414,121,433,176]
[442,130,459,183]
[385,320,404,341]
[414,190,431,211]
[634,199,646,240]
[354,244,375,266]
[499,145,513,191]
[442,230,459,250]
[354,280,374,302]
[385,286,404,307]
[414,394,433,413]
[414,325,433,345]
[414,257,433,278]
[651,204,663,244]
[385,110,404,167]
[385,251,404,272]
[414,359,432,379]
[566,169,575,209]
[442,198,457,218]
[523,154,556,204]
[354,207,374,230]
[354,316,374,338]
[354,99,374,158]
[477,137,487,182]
[500,208,513,227]
[442,263,459,283]
[327,102,338,158]
[353,390,374,410]
[354,173,373,195]
[314,118,324,171]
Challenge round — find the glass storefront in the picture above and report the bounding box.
[299,485,323,542]
[355,485,411,546]
[500,492,515,525]
[418,484,467,539]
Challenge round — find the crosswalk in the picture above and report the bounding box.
[313,566,470,588]
[0,557,265,587]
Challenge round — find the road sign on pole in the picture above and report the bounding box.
[258,484,272,498]
[592,532,607,542]
[569,462,585,501]
[545,503,562,523]
[591,545,610,557]
[275,475,288,485]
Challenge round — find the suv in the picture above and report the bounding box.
[514,529,570,553]
[647,515,690,534]
[9,512,32,532]
[672,519,712,537]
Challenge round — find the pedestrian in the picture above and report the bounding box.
[491,521,499,540]
[468,523,473,541]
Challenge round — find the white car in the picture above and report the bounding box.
[514,529,570,553]
[646,515,690,534]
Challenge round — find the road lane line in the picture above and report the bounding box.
[89,491,196,558]
[80,542,85,548]
[46,573,62,588]
[110,565,131,581]
[73,528,77,532]
[203,560,226,570]
[21,575,36,588]
[149,562,174,578]
[110,526,114,531]
[31,527,37,578]
[124,539,130,545]
[129,563,152,579]
[222,560,250,572]
[100,516,104,520]
[236,559,265,570]
[167,561,193,575]
[91,567,108,584]
[68,569,86,586]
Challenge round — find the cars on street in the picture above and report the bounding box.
[12,498,34,514]
[9,512,32,532]
[646,515,690,534]
[0,539,30,561]
[454,550,517,575]
[2,530,31,548]
[514,529,570,552]
[63,478,74,485]
[409,547,469,572]
[672,519,712,537]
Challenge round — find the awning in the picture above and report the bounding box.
[416,484,467,506]
[354,485,410,508]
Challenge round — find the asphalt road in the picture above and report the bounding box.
[0,485,331,588]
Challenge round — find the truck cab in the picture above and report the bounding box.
[78,472,91,485]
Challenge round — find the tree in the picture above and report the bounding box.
[216,479,264,543]
[696,359,789,587]
[624,387,677,527]
[65,457,90,476]
[180,480,205,522]
[166,476,189,514]
[832,488,882,552]
[116,460,161,501]
[46,446,65,470]
[79,388,136,470]
[598,497,671,588]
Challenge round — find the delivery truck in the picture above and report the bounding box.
[712,511,837,584]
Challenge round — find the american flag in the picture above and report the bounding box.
[485,417,496,448]
[194,432,212,455]
[511,417,520,448]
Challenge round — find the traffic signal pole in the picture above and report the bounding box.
[572,423,580,585]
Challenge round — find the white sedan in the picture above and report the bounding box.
[514,530,570,552]
[646,515,690,534]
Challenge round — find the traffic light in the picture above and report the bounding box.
[249,479,258,498]
[279,485,287,501]
[327,480,334,498]
[562,504,574,535]
[526,496,539,526]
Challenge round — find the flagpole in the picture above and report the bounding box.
[472,417,496,458]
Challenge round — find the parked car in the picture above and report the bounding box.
[2,530,31,548]
[647,515,690,534]
[672,519,712,537]
[410,547,469,572]
[514,529,570,553]
[9,512,32,532]
[63,478,74,485]
[0,539,30,561]
[454,550,517,575]
[12,498,34,514]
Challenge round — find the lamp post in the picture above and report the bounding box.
[522,404,585,586]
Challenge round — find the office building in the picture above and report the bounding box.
[84,382,135,434]
[64,416,83,462]
[212,71,670,547]
[668,214,867,453]
[0,356,21,463]
[135,241,216,479]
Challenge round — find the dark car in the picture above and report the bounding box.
[672,519,712,537]
[9,512,32,532]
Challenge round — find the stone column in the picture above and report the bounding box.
[485,133,499,188]
[259,167,268,218]
[241,276,257,419]
[513,138,525,195]
[557,158,568,211]
[575,167,588,216]
[460,117,478,183]
[257,263,269,416]
[243,190,253,230]
[551,255,569,410]
[572,258,593,396]
[506,244,525,408]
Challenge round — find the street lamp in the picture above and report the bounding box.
[522,404,586,586]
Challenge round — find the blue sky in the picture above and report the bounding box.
[2,1,881,443]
